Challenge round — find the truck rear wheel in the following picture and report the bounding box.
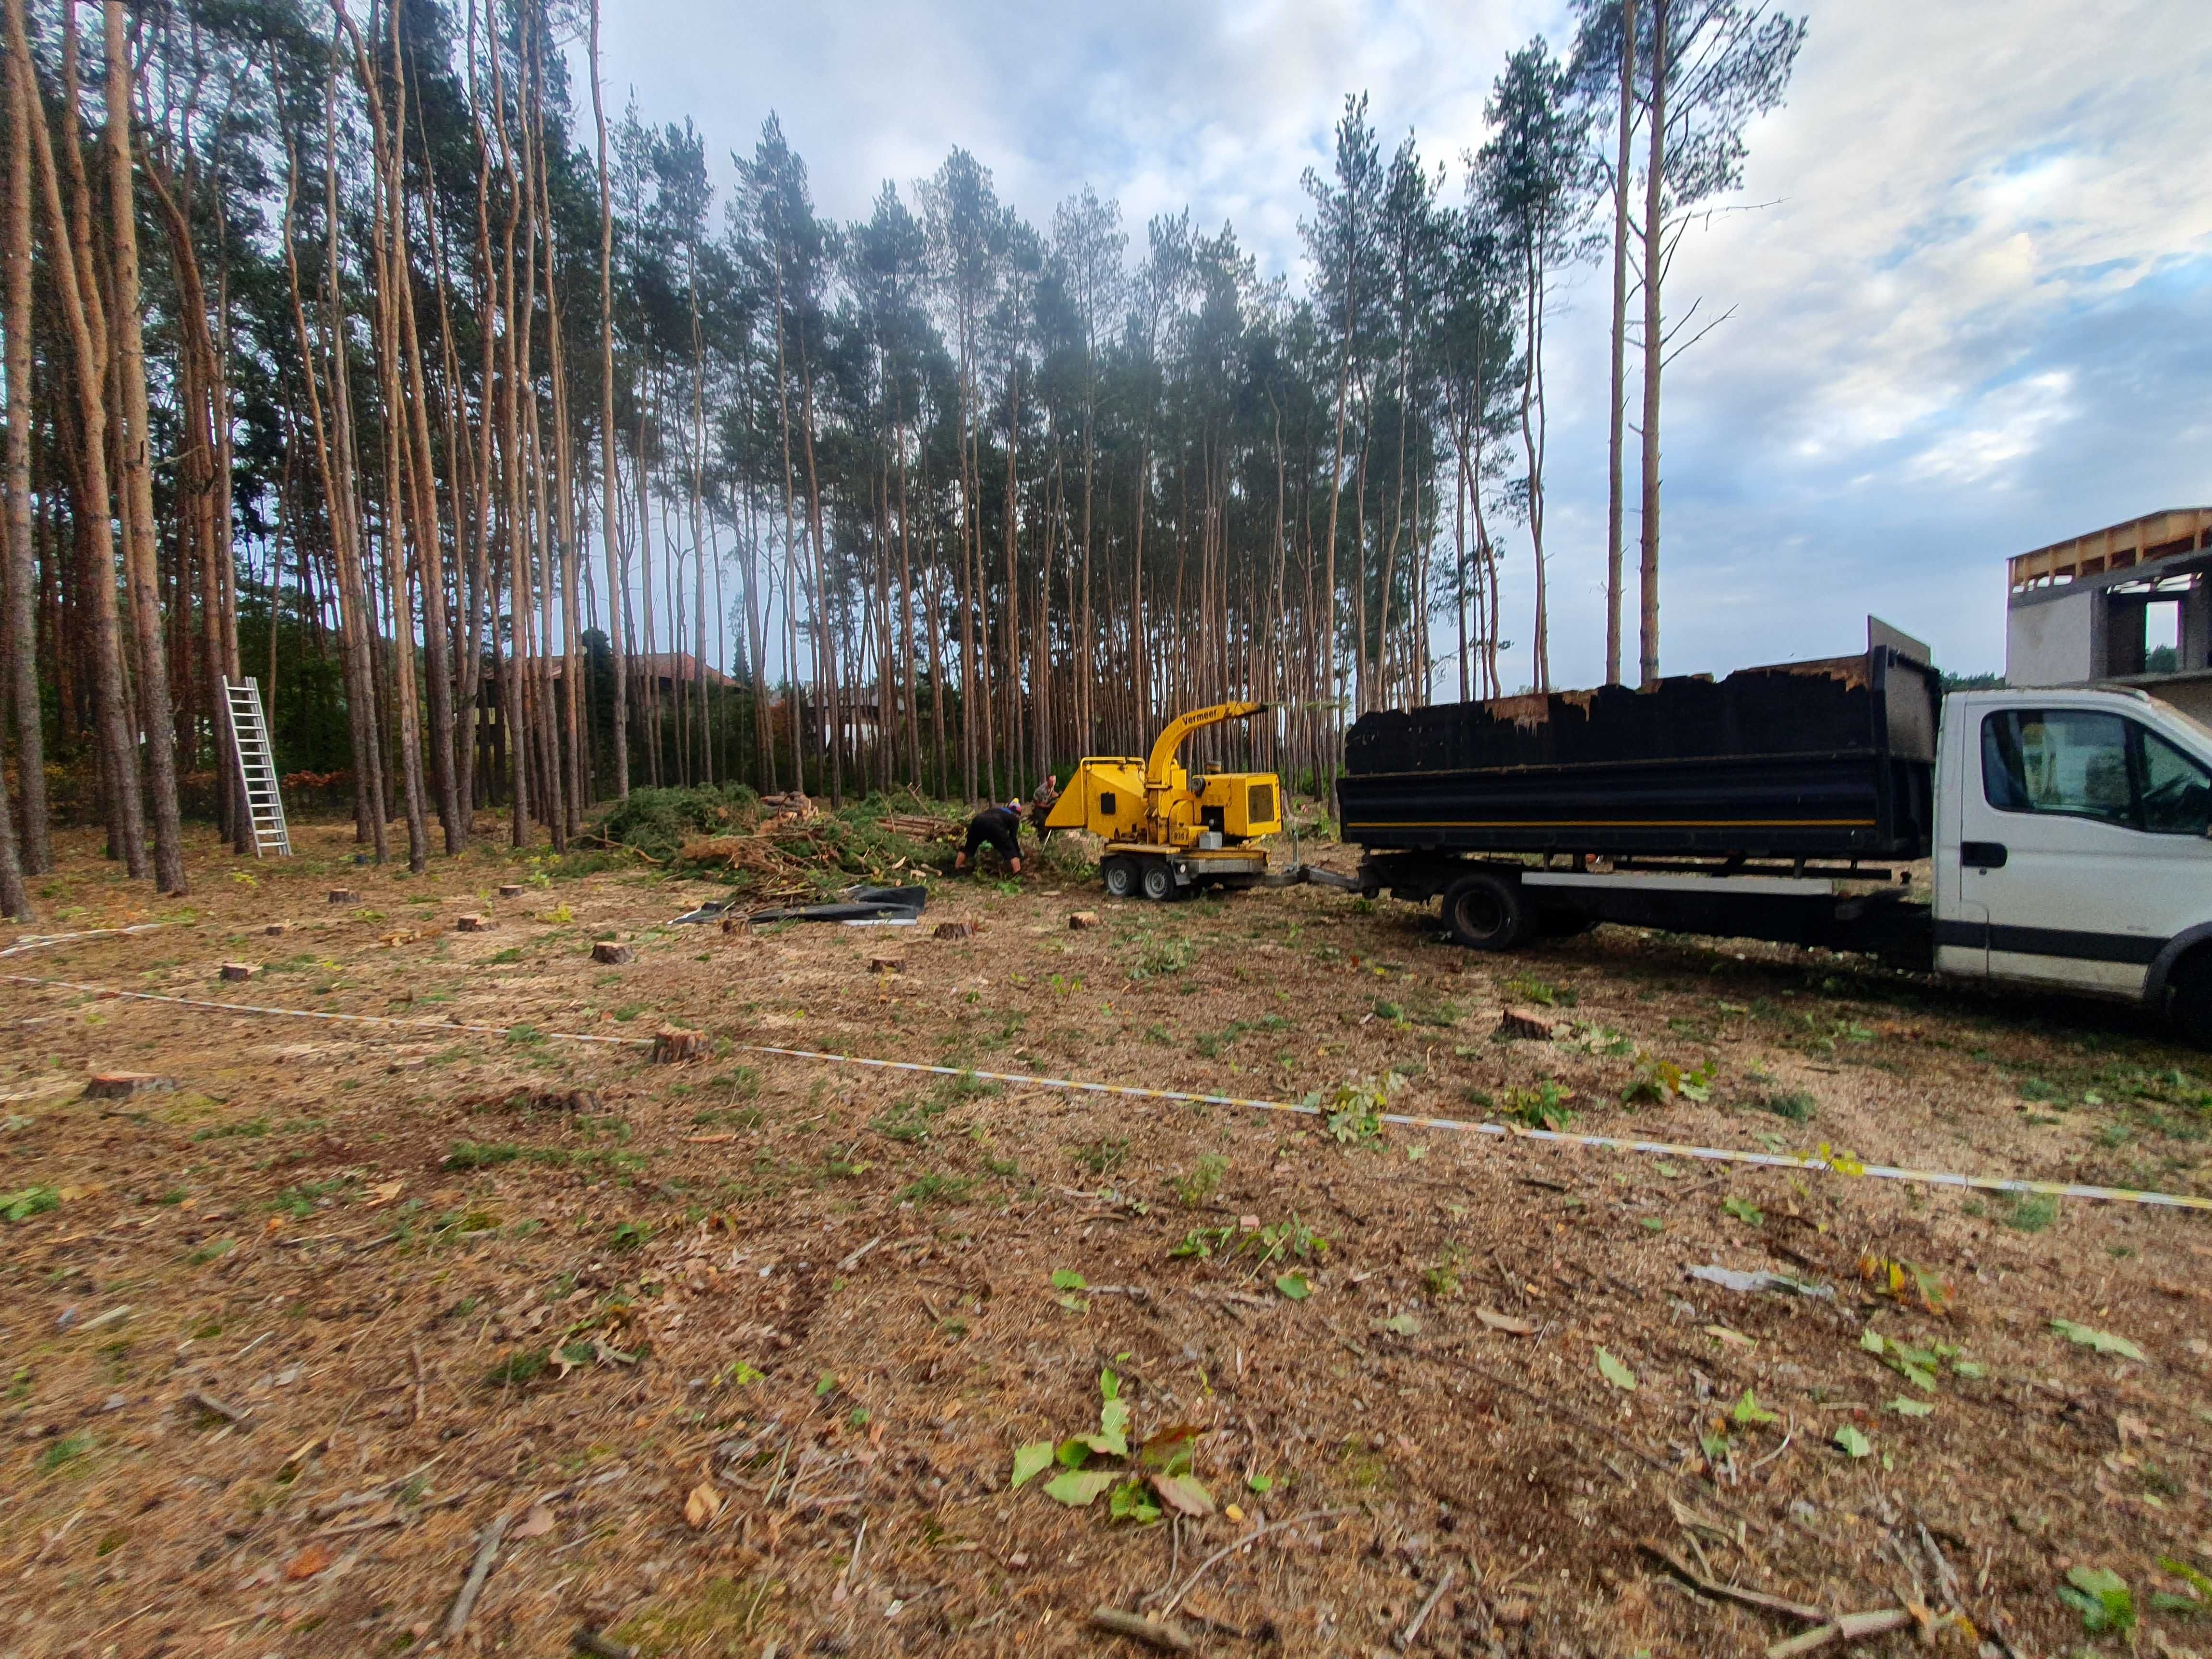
[1102,857,1139,900]
[1440,871,1529,951]
[1141,860,1178,902]
[2168,953,2212,1050]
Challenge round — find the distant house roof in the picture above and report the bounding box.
[527,651,733,687]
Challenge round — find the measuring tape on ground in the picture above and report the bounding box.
[7,927,2207,1214]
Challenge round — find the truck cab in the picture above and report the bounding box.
[1937,686,2212,1032]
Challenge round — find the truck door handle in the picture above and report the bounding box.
[1960,841,2008,869]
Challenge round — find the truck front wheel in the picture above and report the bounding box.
[2167,953,2212,1050]
[1440,871,1529,952]
[1102,858,1139,900]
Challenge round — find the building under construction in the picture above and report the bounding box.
[2006,506,2212,721]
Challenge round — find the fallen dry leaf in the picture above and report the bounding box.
[365,1180,404,1206]
[284,1541,335,1580]
[683,1132,736,1144]
[1477,1307,1537,1336]
[684,1481,723,1530]
[509,1503,555,1539]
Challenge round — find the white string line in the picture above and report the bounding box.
[8,926,2206,1213]
[729,1045,2212,1213]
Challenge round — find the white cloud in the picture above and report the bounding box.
[1903,371,2076,486]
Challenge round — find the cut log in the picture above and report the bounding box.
[1497,1007,1564,1041]
[84,1073,175,1100]
[653,1027,710,1064]
[590,943,634,965]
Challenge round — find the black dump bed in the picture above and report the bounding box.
[1338,645,1939,861]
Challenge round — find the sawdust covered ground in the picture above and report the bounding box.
[1,820,2209,1659]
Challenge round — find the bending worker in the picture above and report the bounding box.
[954,799,1025,877]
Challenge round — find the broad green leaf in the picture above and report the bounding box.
[1245,1473,1274,1493]
[1951,1359,1985,1379]
[1138,1423,1199,1474]
[1109,1479,1162,1524]
[2058,1565,2135,1634]
[1042,1468,1119,1508]
[1721,1196,1764,1226]
[1382,1312,1420,1336]
[1055,1436,1093,1469]
[1051,1268,1087,1291]
[1596,1348,1636,1391]
[2049,1319,2145,1361]
[1010,1442,1055,1489]
[1057,1293,1090,1313]
[1897,1360,1938,1393]
[1888,1397,1934,1418]
[1860,1327,1887,1355]
[1090,1396,1130,1457]
[1832,1424,1871,1458]
[1730,1390,1777,1426]
[1699,1429,1731,1461]
[1274,1271,1311,1301]
[1099,1366,1120,1402]
[1149,1471,1215,1517]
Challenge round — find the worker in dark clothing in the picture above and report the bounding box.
[1030,774,1062,843]
[954,801,1025,876]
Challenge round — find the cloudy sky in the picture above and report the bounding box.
[592,0,2212,689]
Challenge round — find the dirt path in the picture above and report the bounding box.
[1,823,2207,1658]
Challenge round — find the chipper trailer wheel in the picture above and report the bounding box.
[1140,860,1179,902]
[1440,869,1530,951]
[1101,857,1140,900]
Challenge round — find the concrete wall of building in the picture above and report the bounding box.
[2007,589,2097,685]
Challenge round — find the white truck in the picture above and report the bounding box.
[1335,634,2212,1044]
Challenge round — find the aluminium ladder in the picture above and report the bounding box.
[220,675,293,858]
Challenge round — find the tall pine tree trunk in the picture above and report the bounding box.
[1,11,46,874]
[1638,0,1667,688]
[589,0,627,799]
[1606,0,1636,686]
[104,0,185,893]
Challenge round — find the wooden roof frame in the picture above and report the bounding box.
[2008,506,2212,594]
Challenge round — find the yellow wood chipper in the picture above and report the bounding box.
[1043,702,1285,900]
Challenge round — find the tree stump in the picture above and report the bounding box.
[497,884,526,899]
[591,942,634,965]
[84,1073,175,1100]
[219,963,259,982]
[868,955,904,974]
[1067,912,1101,930]
[455,914,493,933]
[1497,1007,1565,1042]
[933,920,980,940]
[264,922,292,937]
[653,1027,710,1064]
[327,890,359,905]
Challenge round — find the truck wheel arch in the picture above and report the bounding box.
[2144,923,2212,1009]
